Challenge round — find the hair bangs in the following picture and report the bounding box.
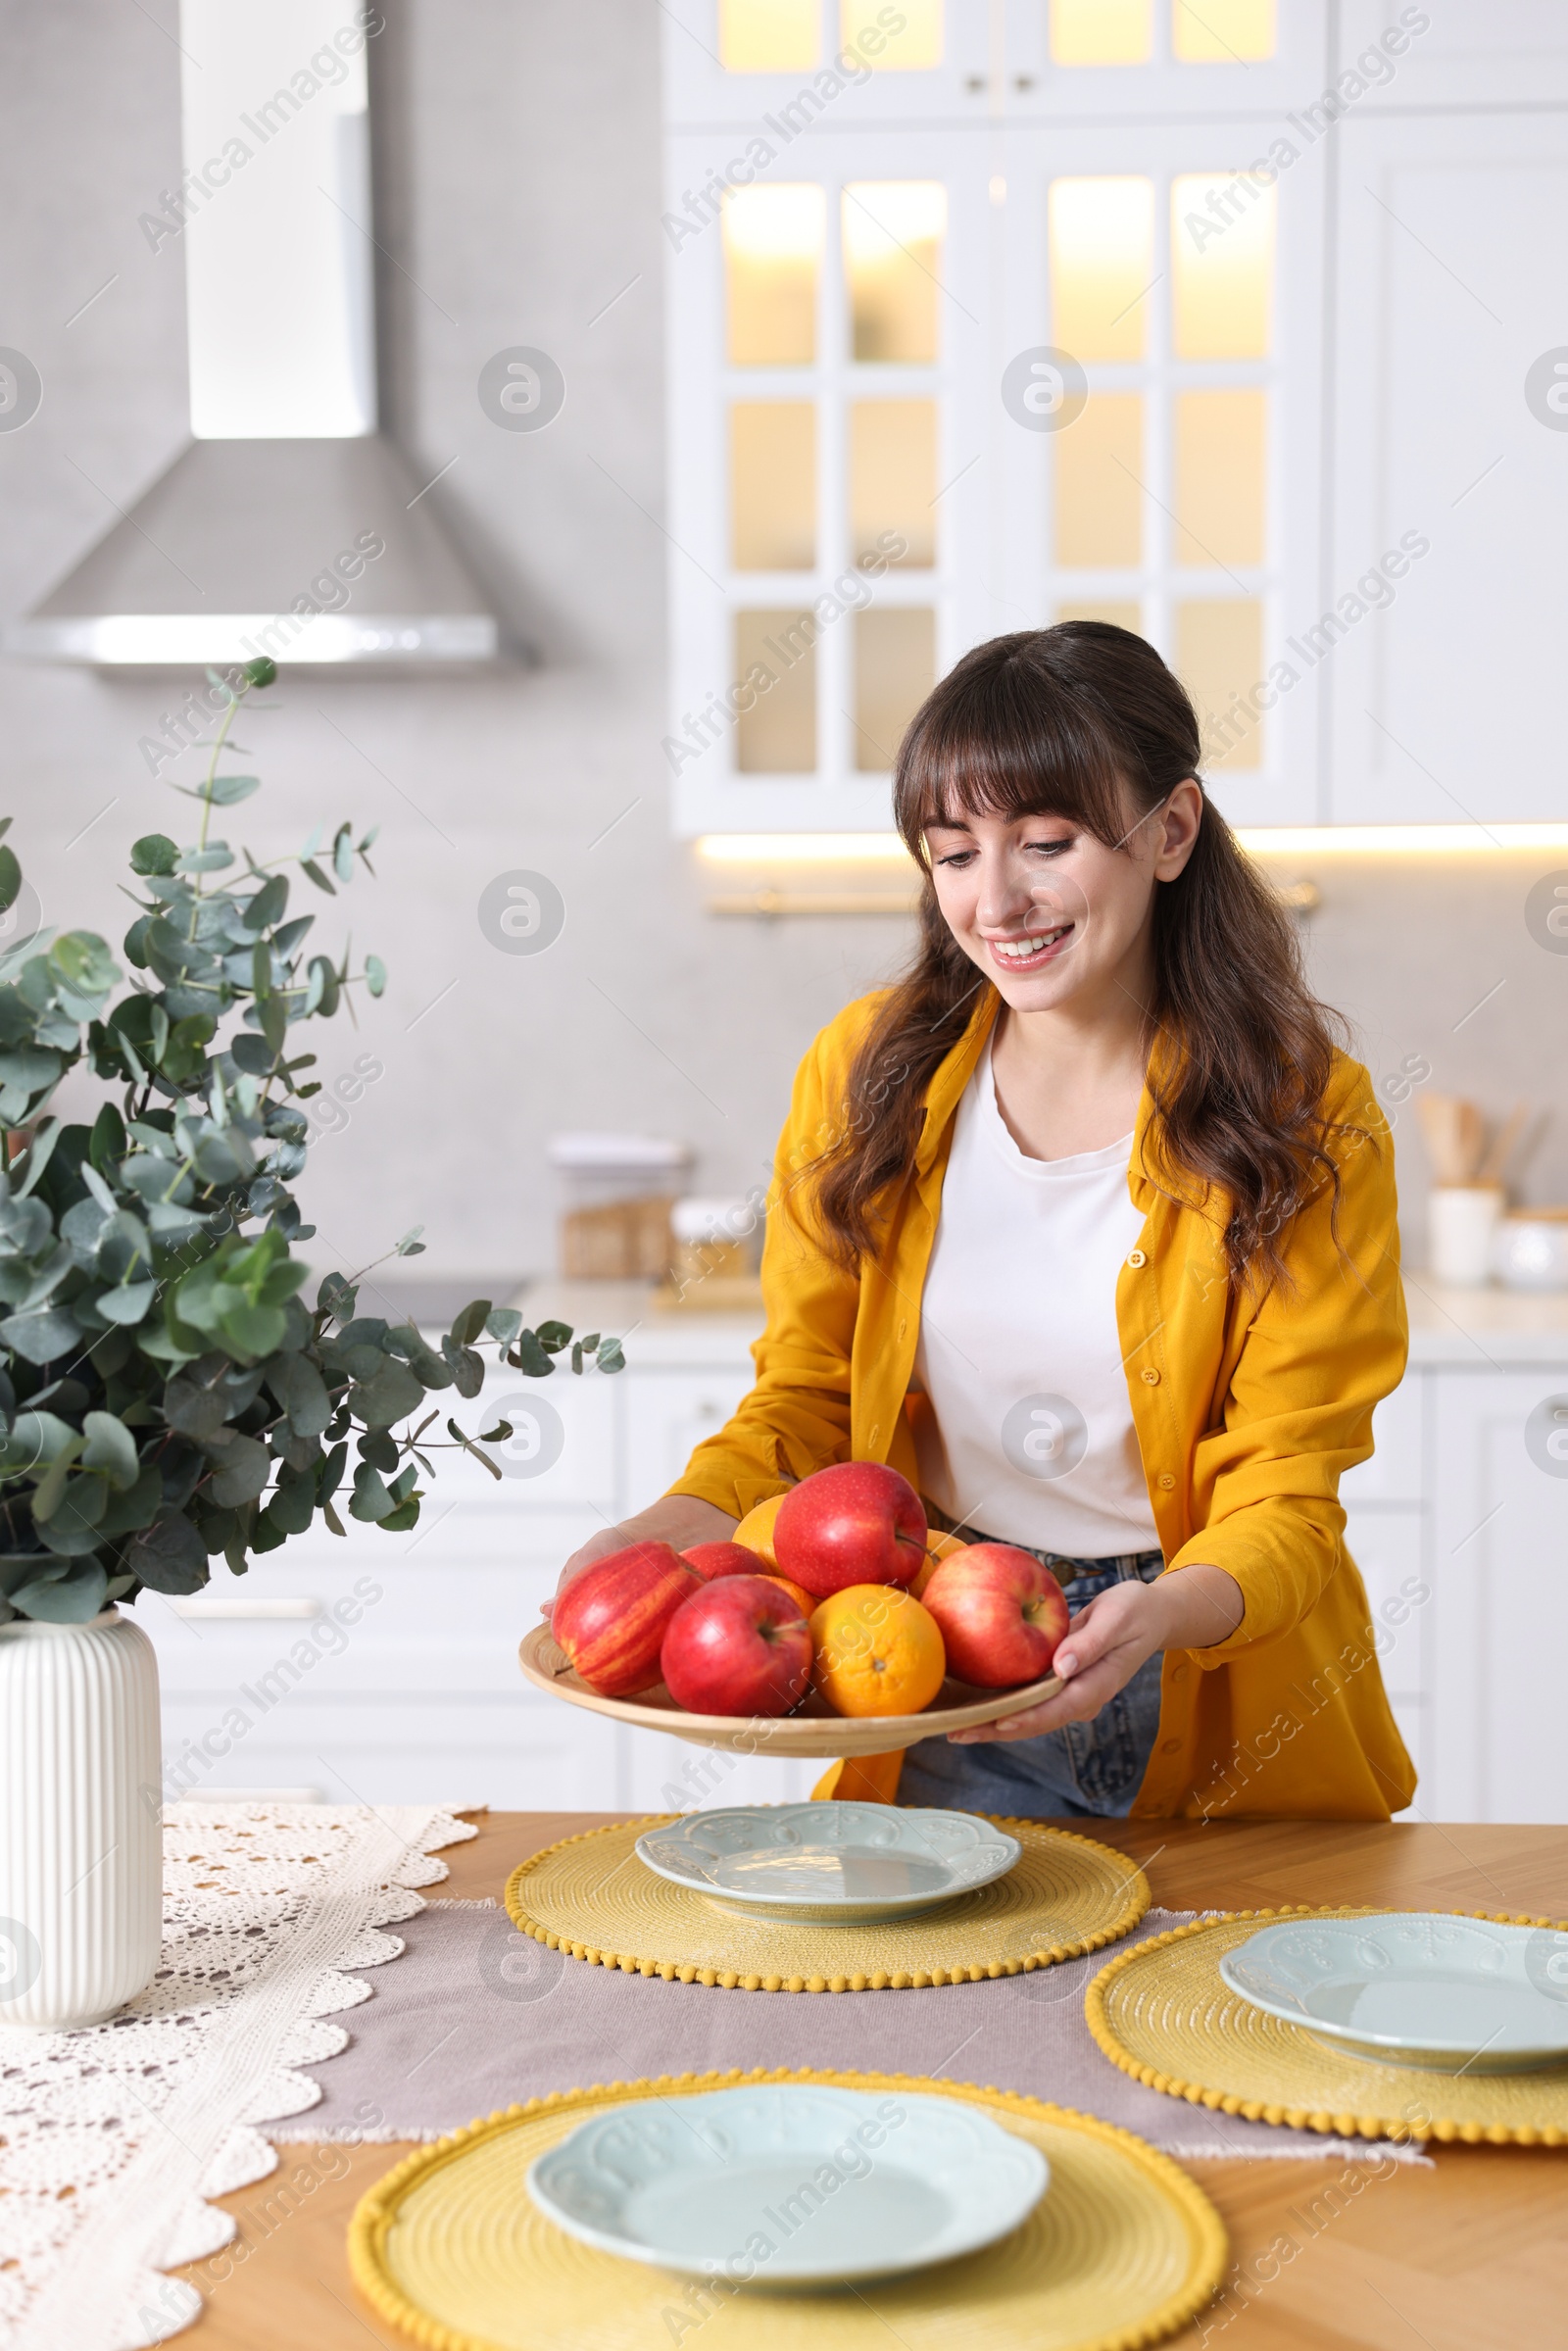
[895,630,1138,861]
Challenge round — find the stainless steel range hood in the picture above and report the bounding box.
[6,0,499,670]
[7,437,498,667]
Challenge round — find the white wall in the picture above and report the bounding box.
[1,1,1565,1288]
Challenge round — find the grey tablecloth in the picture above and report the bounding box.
[274,1901,1421,2163]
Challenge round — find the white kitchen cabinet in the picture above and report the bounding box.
[1325,109,1568,823]
[1339,1,1568,111]
[662,0,1568,838]
[1350,1288,1568,1824]
[1426,1365,1568,1824]
[622,1362,759,1501]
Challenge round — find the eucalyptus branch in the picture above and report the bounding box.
[0,658,622,1624]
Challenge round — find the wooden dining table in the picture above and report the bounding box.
[170,1811,1568,2351]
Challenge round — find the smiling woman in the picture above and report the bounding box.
[562,622,1412,1829]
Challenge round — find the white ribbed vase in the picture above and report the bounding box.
[0,1607,163,2030]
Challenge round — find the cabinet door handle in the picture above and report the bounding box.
[168,1596,324,1621]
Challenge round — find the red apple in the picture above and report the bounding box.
[682,1541,768,1583]
[553,1541,698,1697]
[660,1573,812,1717]
[773,1461,926,1599]
[918,1543,1070,1688]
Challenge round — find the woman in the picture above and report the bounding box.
[560,624,1413,1822]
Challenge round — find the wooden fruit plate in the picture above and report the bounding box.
[517,1622,1063,1758]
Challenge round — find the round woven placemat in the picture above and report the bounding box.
[503,1817,1149,1991]
[348,2067,1227,2351]
[1086,1905,1568,2145]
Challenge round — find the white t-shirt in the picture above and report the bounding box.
[911,1040,1160,1559]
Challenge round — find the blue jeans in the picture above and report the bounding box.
[898,1545,1165,1821]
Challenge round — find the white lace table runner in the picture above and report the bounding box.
[0,1801,475,2351]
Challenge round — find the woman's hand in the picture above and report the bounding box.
[546,1497,739,1616]
[947,1563,1244,1745]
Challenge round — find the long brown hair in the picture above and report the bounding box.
[808,624,1356,1291]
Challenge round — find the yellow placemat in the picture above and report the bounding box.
[503,1817,1149,1991]
[348,2067,1227,2351]
[1086,1906,1568,2146]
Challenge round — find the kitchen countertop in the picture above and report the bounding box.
[342,1270,1568,1373]
[173,1811,1568,2351]
[527,1274,1568,1367]
[516,1277,765,1361]
[1403,1271,1568,1363]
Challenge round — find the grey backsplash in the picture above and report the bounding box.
[2,2,1563,1283]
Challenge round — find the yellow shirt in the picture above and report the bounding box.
[668,986,1416,1822]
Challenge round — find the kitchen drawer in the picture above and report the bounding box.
[440,1365,621,1510]
[147,1574,526,1697]
[142,1536,605,1690]
[623,1365,758,1504]
[159,1688,624,1809]
[1339,1372,1425,1506]
[1342,1508,1428,1699]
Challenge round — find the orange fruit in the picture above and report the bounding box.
[763,1571,816,1618]
[733,1493,787,1570]
[911,1530,967,1600]
[808,1585,947,1718]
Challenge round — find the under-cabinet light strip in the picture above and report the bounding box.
[697,826,1568,862]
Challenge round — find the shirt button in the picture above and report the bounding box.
[1141,1367,1160,1386]
[1156,1472,1175,1491]
[1161,1737,1181,1754]
[1127,1249,1148,1268]
[898,1320,906,1339]
[868,1424,880,1447]
[1170,1661,1189,1680]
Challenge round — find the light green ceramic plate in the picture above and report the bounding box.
[634,1801,1021,1924]
[526,2082,1049,2284]
[1219,1912,1568,2072]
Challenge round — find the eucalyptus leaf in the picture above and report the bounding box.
[95,1279,157,1326]
[97,1209,153,1286]
[123,1510,209,1596]
[263,1349,330,1437]
[10,1558,109,1623]
[0,1048,62,1101]
[45,1472,109,1536]
[508,1329,554,1378]
[245,874,289,933]
[0,1304,82,1364]
[0,1410,80,1475]
[348,1460,395,1522]
[162,1368,230,1441]
[448,1298,492,1347]
[48,933,120,999]
[12,1117,62,1198]
[96,1463,164,1537]
[441,1339,485,1399]
[205,1432,270,1507]
[81,1410,140,1492]
[348,1357,425,1431]
[261,1468,317,1537]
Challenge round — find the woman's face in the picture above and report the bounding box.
[923,782,1201,1016]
